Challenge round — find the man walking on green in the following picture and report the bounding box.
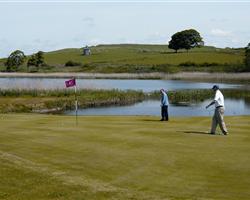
[160,89,169,121]
[206,85,228,135]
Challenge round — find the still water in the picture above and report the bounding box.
[65,99,250,117]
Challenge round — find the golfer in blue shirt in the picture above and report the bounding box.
[160,89,169,121]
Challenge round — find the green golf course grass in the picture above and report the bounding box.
[0,114,249,200]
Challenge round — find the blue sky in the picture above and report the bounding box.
[0,0,250,57]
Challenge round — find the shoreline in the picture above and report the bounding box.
[0,72,250,81]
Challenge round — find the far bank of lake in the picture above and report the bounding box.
[0,76,243,91]
[0,72,250,83]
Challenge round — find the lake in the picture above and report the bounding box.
[65,99,250,117]
[0,77,248,116]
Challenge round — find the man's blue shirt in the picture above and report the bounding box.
[161,92,169,106]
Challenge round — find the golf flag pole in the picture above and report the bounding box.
[65,78,78,125]
[74,83,78,126]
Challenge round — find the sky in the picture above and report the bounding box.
[0,0,250,57]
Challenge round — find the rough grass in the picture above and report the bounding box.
[0,114,249,200]
[0,89,145,113]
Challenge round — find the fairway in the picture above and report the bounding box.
[0,114,250,200]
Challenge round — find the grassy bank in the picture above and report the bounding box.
[0,89,145,113]
[1,72,250,83]
[0,114,249,200]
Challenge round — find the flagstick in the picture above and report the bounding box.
[74,84,78,126]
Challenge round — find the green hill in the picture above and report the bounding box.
[0,44,246,73]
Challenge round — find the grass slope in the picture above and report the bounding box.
[0,44,245,72]
[0,114,250,200]
[44,45,244,66]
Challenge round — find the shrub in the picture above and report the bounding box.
[179,61,197,67]
[28,66,39,73]
[199,62,219,67]
[65,60,81,67]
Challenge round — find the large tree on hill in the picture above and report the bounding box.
[245,43,250,70]
[5,50,26,71]
[168,29,203,53]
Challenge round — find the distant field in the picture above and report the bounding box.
[0,114,249,200]
[0,44,245,73]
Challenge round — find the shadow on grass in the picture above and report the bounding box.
[141,119,164,122]
[177,130,210,135]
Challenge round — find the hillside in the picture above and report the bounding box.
[0,44,245,73]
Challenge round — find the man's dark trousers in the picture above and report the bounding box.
[161,105,169,121]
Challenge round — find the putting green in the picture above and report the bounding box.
[0,114,249,200]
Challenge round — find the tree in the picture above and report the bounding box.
[245,43,250,70]
[5,50,26,71]
[36,51,45,67]
[168,29,203,53]
[168,31,185,53]
[27,51,45,68]
[27,55,37,67]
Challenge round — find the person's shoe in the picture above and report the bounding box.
[160,119,164,121]
[210,132,215,135]
[223,131,228,135]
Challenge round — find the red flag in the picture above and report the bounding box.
[65,78,76,88]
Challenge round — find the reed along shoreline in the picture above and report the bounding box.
[0,72,250,83]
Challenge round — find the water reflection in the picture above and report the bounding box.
[65,99,250,116]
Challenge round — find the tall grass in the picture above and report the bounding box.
[149,89,250,104]
[149,89,213,103]
[0,89,145,113]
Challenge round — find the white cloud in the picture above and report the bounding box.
[210,29,232,37]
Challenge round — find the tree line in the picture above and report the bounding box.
[4,50,45,72]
